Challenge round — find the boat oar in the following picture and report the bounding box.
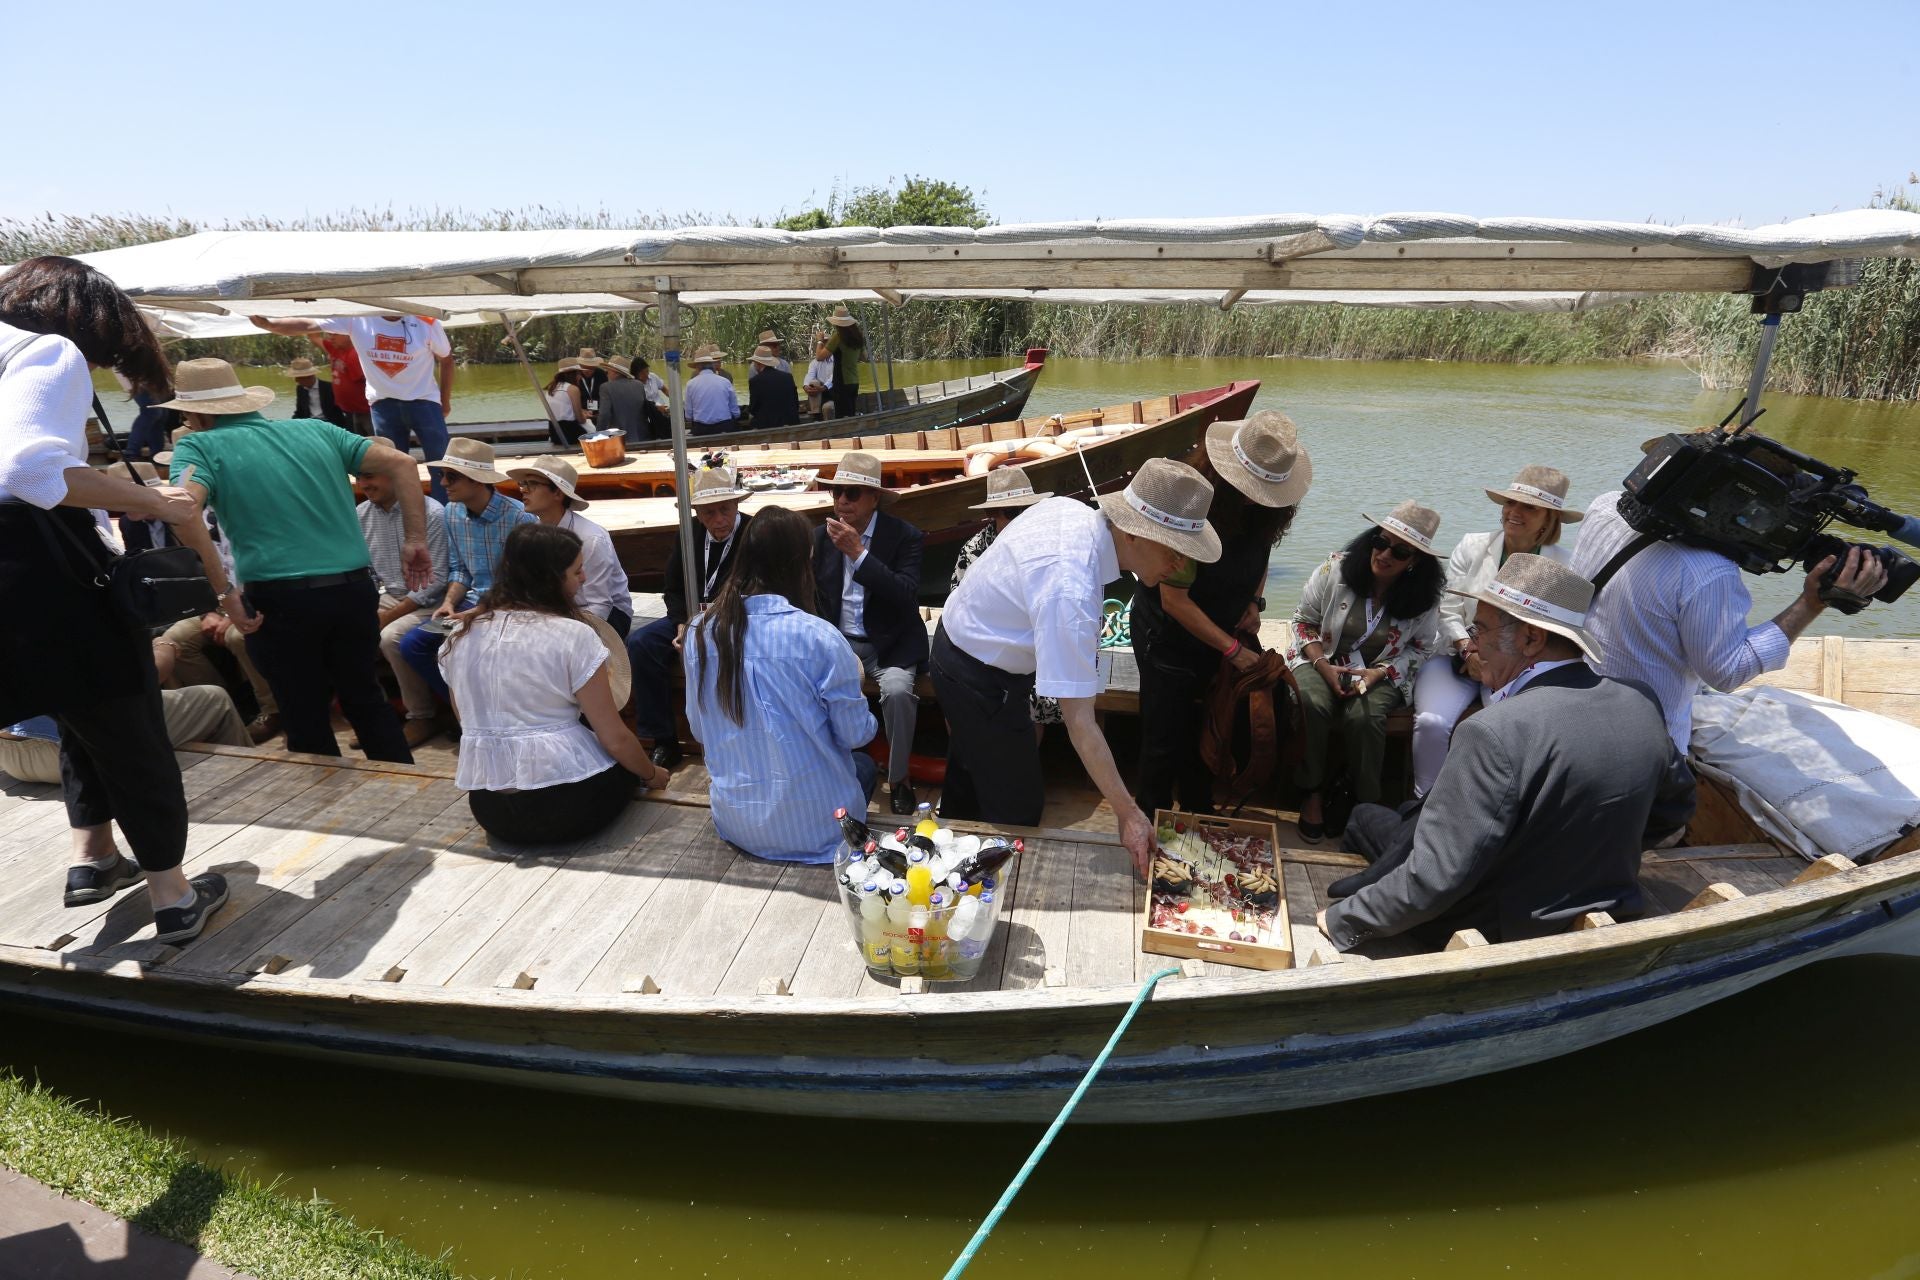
[941,965,1181,1279]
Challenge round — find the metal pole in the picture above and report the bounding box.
[881,303,896,393]
[500,315,559,437]
[658,283,703,625]
[863,304,883,415]
[1738,313,1781,430]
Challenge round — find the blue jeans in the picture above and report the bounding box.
[398,626,450,705]
[626,615,680,742]
[852,750,877,804]
[372,398,450,503]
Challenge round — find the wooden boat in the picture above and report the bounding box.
[475,380,1262,592]
[438,352,1048,457]
[0,637,1914,1124]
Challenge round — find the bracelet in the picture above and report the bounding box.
[1223,639,1241,659]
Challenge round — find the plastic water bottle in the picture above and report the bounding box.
[947,894,987,979]
[924,890,953,978]
[886,897,919,976]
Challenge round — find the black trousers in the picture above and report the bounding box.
[928,624,1043,826]
[550,419,587,447]
[243,573,412,762]
[1133,639,1214,817]
[468,763,640,845]
[831,382,859,419]
[56,666,188,874]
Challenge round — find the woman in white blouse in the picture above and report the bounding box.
[1411,465,1581,797]
[438,523,667,844]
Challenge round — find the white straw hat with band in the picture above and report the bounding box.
[1448,552,1602,663]
[284,357,324,380]
[507,456,590,511]
[580,612,632,706]
[818,451,894,503]
[1485,464,1583,522]
[968,467,1050,512]
[154,358,275,415]
[1204,409,1312,508]
[690,466,748,505]
[1362,500,1444,557]
[425,437,508,484]
[827,305,858,328]
[1097,457,1221,563]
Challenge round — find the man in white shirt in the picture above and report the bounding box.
[933,458,1220,877]
[250,313,456,500]
[509,456,633,637]
[683,346,741,436]
[1570,488,1888,753]
[358,442,451,747]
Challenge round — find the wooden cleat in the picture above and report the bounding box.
[1683,882,1744,911]
[623,975,662,995]
[756,976,792,996]
[1791,853,1855,885]
[512,971,538,991]
[1445,929,1490,951]
[1575,911,1616,930]
[380,965,407,983]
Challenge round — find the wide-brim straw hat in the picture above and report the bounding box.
[154,358,275,415]
[969,467,1049,512]
[580,612,632,707]
[1448,552,1602,664]
[1486,464,1583,522]
[819,450,894,503]
[508,456,589,511]
[756,330,783,346]
[1097,457,1221,563]
[1204,409,1312,507]
[689,344,726,366]
[1362,500,1445,558]
[827,305,857,328]
[575,348,605,368]
[555,357,581,374]
[284,357,324,380]
[749,347,783,369]
[690,466,748,505]
[425,437,507,484]
[604,356,632,376]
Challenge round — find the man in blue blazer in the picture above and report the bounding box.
[812,452,928,815]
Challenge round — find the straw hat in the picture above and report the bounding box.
[554,357,581,375]
[425,437,508,484]
[284,357,324,381]
[756,329,783,347]
[507,456,589,511]
[575,348,605,368]
[827,305,858,328]
[154,358,275,415]
[1204,409,1312,508]
[968,467,1050,512]
[1449,553,1602,663]
[118,460,161,484]
[690,466,748,505]
[580,612,632,707]
[820,451,893,503]
[689,344,726,367]
[604,356,632,376]
[749,346,782,369]
[1485,464,1583,522]
[1097,458,1221,564]
[1362,500,1444,558]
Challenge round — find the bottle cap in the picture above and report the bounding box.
[980,890,996,905]
[906,849,927,866]
[946,873,965,892]
[834,806,849,820]
[983,875,998,890]
[929,890,947,909]
[861,880,880,895]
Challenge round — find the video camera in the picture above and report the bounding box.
[1620,408,1920,615]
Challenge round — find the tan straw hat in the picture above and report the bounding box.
[1449,552,1602,663]
[580,612,633,707]
[749,346,783,369]
[425,437,508,484]
[820,450,892,502]
[1362,500,1444,558]
[827,305,858,328]
[1097,458,1221,563]
[1486,464,1583,522]
[604,356,632,376]
[689,344,726,366]
[575,347,605,368]
[555,356,581,374]
[1204,409,1312,507]
[154,358,276,415]
[756,329,783,347]
[968,466,1050,512]
[284,357,324,380]
[690,465,748,505]
[508,456,589,511]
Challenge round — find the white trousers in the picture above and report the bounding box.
[1412,656,1481,797]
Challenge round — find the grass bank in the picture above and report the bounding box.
[6,201,1916,401]
[0,1071,466,1280]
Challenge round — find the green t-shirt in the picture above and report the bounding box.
[170,412,373,584]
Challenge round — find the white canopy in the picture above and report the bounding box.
[75,209,1920,315]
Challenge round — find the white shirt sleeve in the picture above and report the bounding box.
[566,618,610,695]
[425,320,452,358]
[1030,586,1102,699]
[0,331,96,509]
[314,316,355,335]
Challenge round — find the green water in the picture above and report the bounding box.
[57,357,1920,1278]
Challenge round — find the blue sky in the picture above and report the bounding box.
[8,0,1915,229]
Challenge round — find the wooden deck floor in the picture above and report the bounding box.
[0,749,1812,996]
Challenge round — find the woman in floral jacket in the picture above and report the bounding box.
[1285,501,1447,841]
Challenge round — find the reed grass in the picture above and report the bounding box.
[6,193,1916,400]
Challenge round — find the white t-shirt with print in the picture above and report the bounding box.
[315,316,451,404]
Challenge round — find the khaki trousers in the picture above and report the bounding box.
[0,685,252,785]
[378,594,437,720]
[158,615,277,716]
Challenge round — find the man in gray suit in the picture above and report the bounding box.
[1318,554,1694,952]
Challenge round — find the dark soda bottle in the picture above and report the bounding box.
[950,837,1022,886]
[834,806,871,850]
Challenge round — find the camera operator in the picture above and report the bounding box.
[1570,488,1889,753]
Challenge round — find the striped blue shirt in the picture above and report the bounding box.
[1569,490,1791,752]
[446,490,537,593]
[684,595,877,863]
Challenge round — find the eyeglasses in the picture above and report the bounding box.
[1464,619,1511,641]
[1371,533,1417,562]
[829,486,869,501]
[519,477,554,490]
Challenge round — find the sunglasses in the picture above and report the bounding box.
[829,486,870,501]
[1371,532,1417,562]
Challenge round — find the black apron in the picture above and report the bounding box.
[0,502,150,723]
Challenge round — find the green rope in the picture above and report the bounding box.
[942,965,1181,1279]
[1099,597,1131,650]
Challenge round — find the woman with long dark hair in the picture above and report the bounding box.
[543,359,588,447]
[0,256,231,941]
[1131,411,1310,815]
[438,523,666,844]
[1285,502,1448,841]
[684,507,879,863]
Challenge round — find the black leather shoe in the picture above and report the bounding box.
[650,742,683,770]
[888,782,916,816]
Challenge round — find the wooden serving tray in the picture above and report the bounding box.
[1142,810,1293,971]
